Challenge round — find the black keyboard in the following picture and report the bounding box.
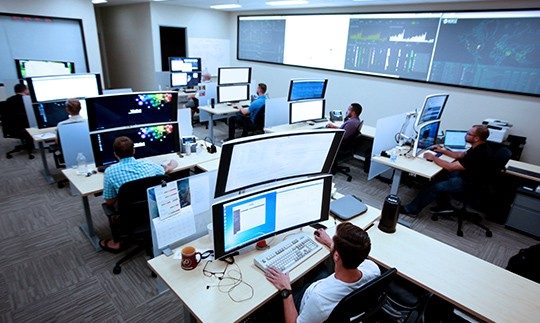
[97,165,110,173]
[312,118,328,123]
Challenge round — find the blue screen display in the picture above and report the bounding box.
[288,80,327,101]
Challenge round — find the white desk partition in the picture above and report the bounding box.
[23,95,38,128]
[198,81,218,123]
[264,97,288,128]
[57,121,94,168]
[178,108,193,137]
[369,113,408,180]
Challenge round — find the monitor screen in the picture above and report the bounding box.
[86,92,178,131]
[33,99,88,129]
[90,123,180,167]
[413,120,441,157]
[215,129,343,197]
[15,59,75,79]
[170,72,201,87]
[289,99,326,124]
[415,94,449,127]
[169,57,202,72]
[218,67,252,85]
[217,84,250,103]
[27,74,101,103]
[212,175,332,259]
[444,130,467,148]
[287,79,328,102]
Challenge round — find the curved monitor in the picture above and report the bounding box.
[90,123,180,167]
[212,174,332,260]
[287,79,328,102]
[86,91,178,131]
[415,94,449,128]
[215,129,343,198]
[413,120,441,157]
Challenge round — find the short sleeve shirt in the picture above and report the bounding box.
[458,142,493,183]
[103,157,165,200]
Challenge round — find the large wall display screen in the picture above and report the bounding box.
[238,11,540,96]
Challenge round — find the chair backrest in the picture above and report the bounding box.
[492,147,512,173]
[0,96,29,138]
[253,104,266,130]
[324,267,398,323]
[57,120,94,168]
[116,175,169,237]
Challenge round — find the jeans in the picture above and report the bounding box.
[404,172,464,215]
[228,114,253,140]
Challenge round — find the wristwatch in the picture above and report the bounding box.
[280,289,292,299]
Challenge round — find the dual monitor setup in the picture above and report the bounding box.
[217,67,252,104]
[169,57,202,88]
[288,79,328,124]
[410,94,449,157]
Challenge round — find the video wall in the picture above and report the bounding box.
[238,10,540,96]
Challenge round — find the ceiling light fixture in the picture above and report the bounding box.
[266,0,309,6]
[210,3,242,9]
[91,0,108,4]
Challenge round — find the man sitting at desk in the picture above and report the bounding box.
[2,84,33,147]
[265,222,380,323]
[326,103,363,143]
[100,136,178,253]
[226,83,267,141]
[401,124,492,216]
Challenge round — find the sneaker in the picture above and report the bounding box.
[399,206,416,217]
[429,206,454,213]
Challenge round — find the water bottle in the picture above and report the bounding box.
[76,153,87,175]
[390,148,398,163]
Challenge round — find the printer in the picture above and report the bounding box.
[482,119,512,143]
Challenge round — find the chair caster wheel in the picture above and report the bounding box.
[486,231,493,237]
[431,215,438,221]
[346,178,352,182]
[57,182,65,189]
[457,230,463,237]
[113,266,121,275]
[29,155,35,160]
[151,271,157,278]
[6,154,13,159]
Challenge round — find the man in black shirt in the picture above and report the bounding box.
[401,125,492,216]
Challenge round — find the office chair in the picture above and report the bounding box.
[242,105,266,137]
[102,175,169,274]
[431,147,512,237]
[0,99,34,159]
[332,121,364,182]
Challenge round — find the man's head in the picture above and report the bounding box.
[465,125,490,146]
[332,222,371,269]
[65,98,81,116]
[257,83,267,96]
[113,136,135,159]
[14,83,29,95]
[347,103,362,118]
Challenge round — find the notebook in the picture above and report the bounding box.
[444,130,468,151]
[330,195,368,220]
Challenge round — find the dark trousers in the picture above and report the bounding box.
[228,115,253,140]
[404,172,464,215]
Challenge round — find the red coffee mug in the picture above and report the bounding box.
[181,246,203,270]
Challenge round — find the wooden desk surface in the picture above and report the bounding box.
[196,159,220,172]
[368,224,540,323]
[26,127,57,142]
[505,159,540,182]
[265,122,375,139]
[199,101,249,116]
[372,155,443,179]
[148,206,381,323]
[62,141,221,196]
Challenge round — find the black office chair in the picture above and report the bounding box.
[242,105,266,137]
[102,175,169,274]
[431,147,512,237]
[332,122,364,182]
[0,99,35,159]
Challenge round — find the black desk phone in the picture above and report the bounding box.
[329,110,343,122]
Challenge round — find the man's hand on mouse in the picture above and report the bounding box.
[314,229,332,248]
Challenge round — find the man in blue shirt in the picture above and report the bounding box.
[100,136,178,253]
[226,83,267,141]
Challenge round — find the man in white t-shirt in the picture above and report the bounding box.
[265,222,381,323]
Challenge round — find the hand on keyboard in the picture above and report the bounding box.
[265,267,292,291]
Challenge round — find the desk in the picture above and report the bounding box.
[505,159,540,183]
[368,224,540,322]
[26,127,57,184]
[148,206,381,322]
[62,141,221,250]
[195,158,220,172]
[198,102,249,143]
[265,122,375,139]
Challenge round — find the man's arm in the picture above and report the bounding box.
[239,107,249,116]
[424,152,465,172]
[432,145,466,160]
[326,123,338,129]
[162,159,179,174]
[265,267,298,323]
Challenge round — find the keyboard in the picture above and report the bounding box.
[253,233,322,273]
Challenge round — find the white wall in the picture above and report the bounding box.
[0,0,103,93]
[97,3,155,91]
[230,1,540,163]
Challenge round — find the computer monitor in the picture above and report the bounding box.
[443,130,468,150]
[212,174,332,260]
[26,74,102,103]
[170,72,201,88]
[218,67,252,85]
[86,92,178,131]
[217,84,250,104]
[413,120,441,157]
[287,79,328,102]
[289,99,325,124]
[215,129,343,197]
[15,59,75,79]
[32,99,88,129]
[90,123,180,167]
[169,57,202,72]
[415,94,449,127]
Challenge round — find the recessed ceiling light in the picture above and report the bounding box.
[266,0,309,6]
[92,0,108,4]
[210,3,242,9]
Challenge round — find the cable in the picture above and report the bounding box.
[206,262,254,303]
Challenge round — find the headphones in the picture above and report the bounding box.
[204,137,217,154]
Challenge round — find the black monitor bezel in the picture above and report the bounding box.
[26,73,103,103]
[217,84,250,103]
[287,79,328,102]
[212,174,332,260]
[413,120,441,157]
[168,57,202,72]
[217,67,252,85]
[214,129,344,198]
[289,99,326,124]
